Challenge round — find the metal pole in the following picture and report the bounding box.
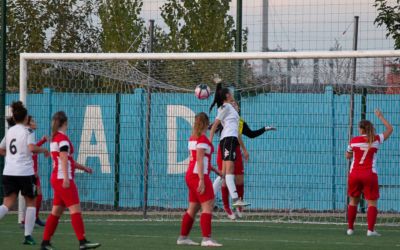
[235,0,242,101]
[0,0,6,203]
[143,19,154,219]
[346,15,359,210]
[262,0,269,75]
[114,92,121,209]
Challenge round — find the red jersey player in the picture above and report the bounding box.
[346,109,393,237]
[28,116,48,226]
[40,111,100,250]
[177,112,222,247]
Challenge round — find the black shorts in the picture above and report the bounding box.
[2,175,37,198]
[220,136,239,161]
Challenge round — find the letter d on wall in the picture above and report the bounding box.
[167,105,195,174]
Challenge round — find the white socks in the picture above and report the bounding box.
[0,205,9,219]
[24,207,36,236]
[213,176,222,194]
[225,174,238,199]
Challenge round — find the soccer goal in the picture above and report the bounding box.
[14,50,400,225]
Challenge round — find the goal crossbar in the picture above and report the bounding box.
[19,50,400,104]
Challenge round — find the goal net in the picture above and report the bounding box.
[12,51,400,225]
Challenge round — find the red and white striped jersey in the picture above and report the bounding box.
[186,134,214,177]
[50,131,75,180]
[347,134,384,174]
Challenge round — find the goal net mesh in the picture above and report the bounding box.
[10,54,400,225]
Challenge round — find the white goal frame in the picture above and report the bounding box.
[19,50,400,104]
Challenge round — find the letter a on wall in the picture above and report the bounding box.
[77,105,111,173]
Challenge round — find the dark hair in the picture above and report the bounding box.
[209,83,231,112]
[52,111,68,138]
[10,101,28,123]
[27,115,32,125]
[193,112,209,138]
[359,120,375,148]
[6,117,16,127]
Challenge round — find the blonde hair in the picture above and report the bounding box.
[192,112,209,138]
[359,120,375,148]
[51,111,68,138]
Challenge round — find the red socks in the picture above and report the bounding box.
[71,213,86,241]
[43,214,60,241]
[36,194,42,219]
[236,184,244,199]
[367,206,378,231]
[221,186,230,210]
[347,205,357,230]
[180,212,194,237]
[200,213,212,238]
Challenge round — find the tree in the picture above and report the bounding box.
[374,0,400,50]
[7,0,47,89]
[99,0,146,53]
[46,0,101,53]
[151,0,251,89]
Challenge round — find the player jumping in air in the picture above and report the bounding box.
[40,111,101,250]
[346,109,393,237]
[212,100,276,219]
[177,112,222,247]
[0,101,49,245]
[209,83,250,208]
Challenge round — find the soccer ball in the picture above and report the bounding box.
[195,84,211,99]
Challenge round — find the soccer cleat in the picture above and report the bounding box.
[367,230,381,237]
[23,235,36,245]
[224,207,236,220]
[201,238,223,247]
[235,208,243,218]
[36,218,46,227]
[79,240,101,249]
[232,198,251,208]
[177,237,200,246]
[346,229,354,236]
[41,243,56,250]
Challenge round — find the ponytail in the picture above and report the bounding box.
[359,120,375,148]
[51,111,68,138]
[209,83,232,112]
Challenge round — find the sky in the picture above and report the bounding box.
[140,0,395,52]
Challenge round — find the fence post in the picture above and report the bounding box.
[114,93,121,209]
[326,86,336,210]
[43,88,53,200]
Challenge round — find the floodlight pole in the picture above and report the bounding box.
[346,15,359,210]
[235,0,242,102]
[0,0,6,203]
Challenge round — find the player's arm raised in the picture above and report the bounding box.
[375,109,393,141]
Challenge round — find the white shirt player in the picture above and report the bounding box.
[216,103,239,140]
[0,124,35,176]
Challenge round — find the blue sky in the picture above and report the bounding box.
[141,0,395,52]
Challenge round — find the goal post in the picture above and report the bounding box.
[16,50,400,224]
